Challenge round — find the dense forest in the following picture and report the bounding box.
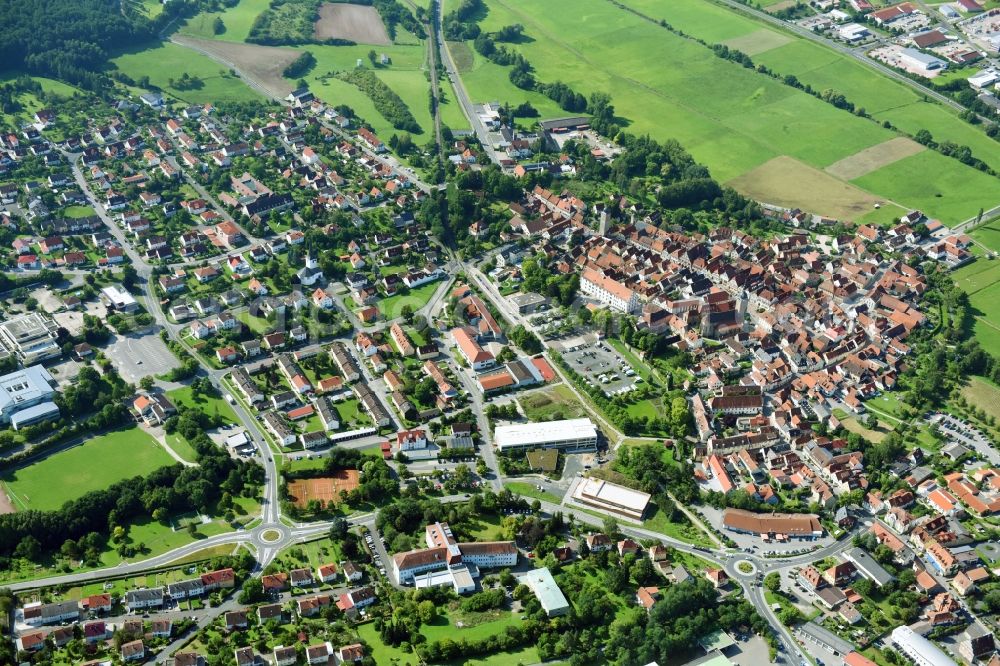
[0,0,155,89]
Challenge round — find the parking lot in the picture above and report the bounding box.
[927,412,998,465]
[106,331,180,383]
[561,340,641,396]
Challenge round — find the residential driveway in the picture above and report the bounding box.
[106,332,180,384]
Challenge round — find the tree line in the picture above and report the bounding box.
[0,402,263,565]
[336,68,423,134]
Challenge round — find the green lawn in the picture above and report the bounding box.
[1,428,175,511]
[165,432,200,464]
[112,42,263,105]
[335,398,369,427]
[864,393,909,419]
[167,385,240,424]
[504,481,564,503]
[421,611,524,643]
[356,622,420,666]
[642,506,715,547]
[376,281,441,318]
[606,338,654,382]
[63,205,96,219]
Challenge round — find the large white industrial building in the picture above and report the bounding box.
[494,418,598,452]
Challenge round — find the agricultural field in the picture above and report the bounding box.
[170,35,300,99]
[0,428,174,512]
[852,150,1000,224]
[959,376,1000,422]
[474,0,1000,222]
[112,42,264,105]
[171,0,439,140]
[621,0,1000,173]
[314,3,391,44]
[179,0,273,43]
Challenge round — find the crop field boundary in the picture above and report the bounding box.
[824,137,926,180]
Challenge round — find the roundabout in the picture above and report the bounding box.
[734,559,758,577]
[252,524,290,548]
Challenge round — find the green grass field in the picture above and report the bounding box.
[851,150,1000,223]
[376,280,441,318]
[439,75,471,130]
[178,0,272,42]
[63,205,96,219]
[621,0,1000,175]
[483,0,998,220]
[112,42,263,105]
[504,481,564,503]
[167,385,240,424]
[972,222,1000,253]
[165,432,200,464]
[957,376,1000,421]
[356,623,420,665]
[293,44,432,140]
[421,611,525,643]
[1,428,174,511]
[0,72,81,124]
[969,280,1000,353]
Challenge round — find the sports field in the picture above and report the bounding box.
[112,42,264,104]
[287,471,361,508]
[1,429,175,512]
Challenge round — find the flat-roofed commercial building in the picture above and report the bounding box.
[100,284,139,313]
[0,313,60,364]
[722,508,824,540]
[494,418,598,453]
[522,567,570,617]
[572,477,651,520]
[0,365,58,426]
